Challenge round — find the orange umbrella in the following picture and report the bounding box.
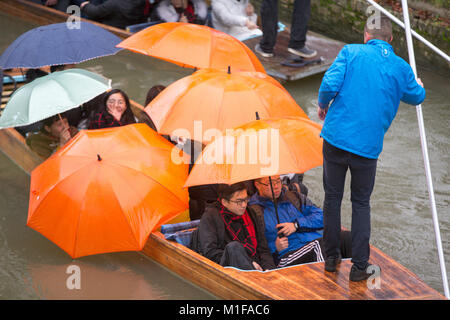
[27,123,189,259]
[184,117,323,187]
[145,69,308,141]
[116,22,265,73]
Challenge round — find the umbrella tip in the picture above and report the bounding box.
[97,154,102,161]
[255,112,260,120]
[227,66,231,74]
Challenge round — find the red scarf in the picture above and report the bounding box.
[220,205,257,257]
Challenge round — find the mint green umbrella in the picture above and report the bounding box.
[0,69,111,129]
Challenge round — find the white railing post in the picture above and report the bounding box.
[398,0,449,299]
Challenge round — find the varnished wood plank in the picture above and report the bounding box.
[0,128,43,174]
[0,0,130,39]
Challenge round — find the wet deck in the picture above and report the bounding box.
[244,30,345,82]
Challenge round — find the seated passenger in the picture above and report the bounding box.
[89,89,137,129]
[153,0,207,24]
[248,175,351,269]
[26,0,71,12]
[211,0,262,41]
[197,182,276,271]
[26,113,78,159]
[80,0,147,30]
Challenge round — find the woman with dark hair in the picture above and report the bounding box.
[88,89,136,129]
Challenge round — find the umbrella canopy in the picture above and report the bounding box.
[145,68,308,140]
[0,68,111,129]
[117,22,265,73]
[184,117,323,187]
[27,123,190,259]
[0,22,122,69]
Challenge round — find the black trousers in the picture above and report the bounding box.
[259,0,311,52]
[322,140,377,270]
[219,241,255,270]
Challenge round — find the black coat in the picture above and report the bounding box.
[82,0,146,29]
[198,202,276,270]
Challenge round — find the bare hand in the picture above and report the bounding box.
[276,222,296,237]
[417,77,424,88]
[275,236,289,252]
[252,261,263,271]
[59,127,71,146]
[45,0,58,6]
[245,19,258,30]
[317,106,328,121]
[80,1,90,9]
[179,13,188,23]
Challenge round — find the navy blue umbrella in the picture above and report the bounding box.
[0,22,123,69]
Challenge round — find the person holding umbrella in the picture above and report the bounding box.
[249,175,351,268]
[26,113,78,159]
[197,182,276,271]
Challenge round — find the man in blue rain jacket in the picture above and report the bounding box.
[317,15,425,281]
[248,175,351,268]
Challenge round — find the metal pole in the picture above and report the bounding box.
[400,0,449,299]
[366,0,450,63]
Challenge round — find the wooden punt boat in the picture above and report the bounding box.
[0,0,344,82]
[0,97,445,299]
[0,1,446,300]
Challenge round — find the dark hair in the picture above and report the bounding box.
[50,65,66,73]
[42,113,68,129]
[364,15,392,42]
[102,89,136,125]
[218,182,247,201]
[145,85,166,106]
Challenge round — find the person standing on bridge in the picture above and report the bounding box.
[317,15,425,281]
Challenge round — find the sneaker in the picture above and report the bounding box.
[255,44,274,58]
[324,256,341,272]
[288,45,317,58]
[349,264,379,282]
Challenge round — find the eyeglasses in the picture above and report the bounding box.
[256,178,282,187]
[227,197,251,206]
[106,99,126,106]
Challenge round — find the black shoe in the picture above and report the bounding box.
[349,264,379,282]
[288,45,317,58]
[324,256,341,272]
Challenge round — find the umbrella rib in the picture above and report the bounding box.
[105,161,188,208]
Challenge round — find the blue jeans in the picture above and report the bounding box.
[322,140,377,270]
[259,0,311,52]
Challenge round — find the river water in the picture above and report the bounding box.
[0,12,448,299]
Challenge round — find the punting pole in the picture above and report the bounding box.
[400,0,449,299]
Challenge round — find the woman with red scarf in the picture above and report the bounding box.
[197,182,276,271]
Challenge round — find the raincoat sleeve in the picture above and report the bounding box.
[400,66,426,106]
[296,205,324,230]
[318,45,348,109]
